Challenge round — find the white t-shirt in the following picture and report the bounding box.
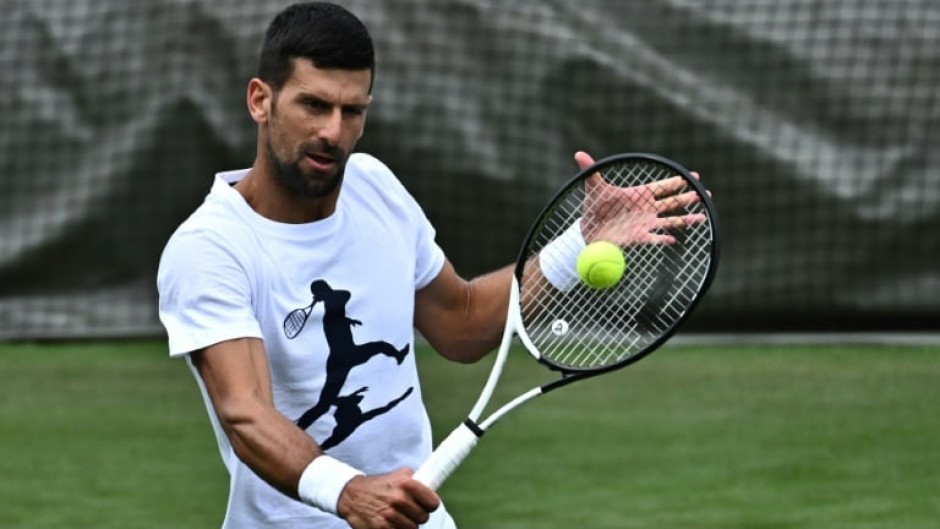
[157,153,454,529]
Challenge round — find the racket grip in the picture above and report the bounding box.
[413,421,481,491]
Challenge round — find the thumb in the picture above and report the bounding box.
[574,150,595,171]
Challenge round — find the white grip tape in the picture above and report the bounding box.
[297,455,365,515]
[538,218,585,291]
[413,422,481,491]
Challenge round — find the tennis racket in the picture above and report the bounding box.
[413,153,721,490]
[284,298,316,339]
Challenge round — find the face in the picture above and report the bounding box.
[253,60,372,199]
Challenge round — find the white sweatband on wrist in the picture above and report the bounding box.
[538,218,586,291]
[297,455,365,515]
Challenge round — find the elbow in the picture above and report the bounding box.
[213,395,266,446]
[417,275,504,364]
[427,313,504,364]
[430,333,497,364]
[440,349,485,364]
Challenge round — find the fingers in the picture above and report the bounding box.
[659,213,707,231]
[647,232,677,245]
[576,152,705,201]
[581,157,710,246]
[656,190,701,214]
[578,151,607,197]
[647,171,710,212]
[398,476,441,523]
[397,468,440,516]
[647,170,709,195]
[585,172,606,195]
[574,150,595,170]
[338,469,441,529]
[646,175,688,198]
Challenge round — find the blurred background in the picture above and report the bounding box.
[2,3,939,529]
[1,0,938,341]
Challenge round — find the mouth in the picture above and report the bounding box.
[305,152,337,172]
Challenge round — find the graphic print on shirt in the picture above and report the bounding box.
[284,279,413,445]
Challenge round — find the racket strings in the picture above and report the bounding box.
[284,312,306,338]
[519,158,715,371]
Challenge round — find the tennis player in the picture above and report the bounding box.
[156,3,533,528]
[156,2,679,528]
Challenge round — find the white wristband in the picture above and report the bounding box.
[297,455,365,515]
[538,218,586,291]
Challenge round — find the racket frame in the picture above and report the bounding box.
[514,152,720,388]
[414,152,721,490]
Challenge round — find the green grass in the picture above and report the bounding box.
[1,341,939,528]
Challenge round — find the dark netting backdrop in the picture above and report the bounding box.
[0,0,938,339]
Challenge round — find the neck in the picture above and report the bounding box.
[235,157,339,223]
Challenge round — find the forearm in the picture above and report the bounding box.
[222,399,322,499]
[225,407,370,518]
[192,339,433,524]
[454,265,514,361]
[192,340,346,508]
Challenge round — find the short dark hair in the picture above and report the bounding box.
[258,2,375,92]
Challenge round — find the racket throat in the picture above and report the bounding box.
[462,418,485,437]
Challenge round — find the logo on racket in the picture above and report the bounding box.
[551,319,570,336]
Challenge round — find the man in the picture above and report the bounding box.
[158,3,699,528]
[158,4,515,527]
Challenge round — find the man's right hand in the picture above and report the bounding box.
[337,468,441,529]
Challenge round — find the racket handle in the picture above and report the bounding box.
[413,421,481,490]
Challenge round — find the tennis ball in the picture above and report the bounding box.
[576,241,626,289]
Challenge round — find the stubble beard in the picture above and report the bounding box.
[266,136,348,200]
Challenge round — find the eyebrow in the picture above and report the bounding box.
[297,92,370,111]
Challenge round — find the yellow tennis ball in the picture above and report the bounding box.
[576,241,626,289]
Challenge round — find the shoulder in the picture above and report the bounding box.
[158,192,252,284]
[164,173,254,252]
[346,153,410,194]
[348,152,394,175]
[343,153,422,213]
[158,223,241,288]
[163,203,242,258]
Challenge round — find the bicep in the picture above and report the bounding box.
[414,259,513,363]
[414,260,467,356]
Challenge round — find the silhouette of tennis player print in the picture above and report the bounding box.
[320,386,415,450]
[286,279,411,433]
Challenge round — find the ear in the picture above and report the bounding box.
[247,78,273,124]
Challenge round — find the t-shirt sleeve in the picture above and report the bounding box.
[351,153,445,290]
[156,228,262,357]
[413,208,446,290]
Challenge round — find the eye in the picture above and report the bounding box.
[303,98,330,113]
[342,106,365,118]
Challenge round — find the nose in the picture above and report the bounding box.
[318,108,343,145]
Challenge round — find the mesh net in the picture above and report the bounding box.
[0,0,937,338]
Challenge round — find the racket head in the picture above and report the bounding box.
[514,153,720,375]
[283,308,310,339]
